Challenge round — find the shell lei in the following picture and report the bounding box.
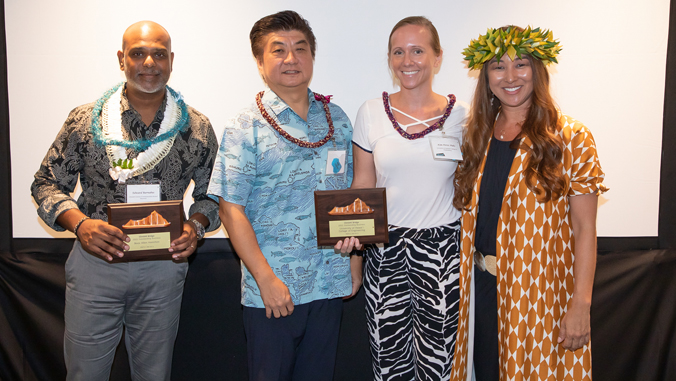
[102,86,181,183]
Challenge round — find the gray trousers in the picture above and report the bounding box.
[64,241,188,381]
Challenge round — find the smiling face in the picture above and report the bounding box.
[257,30,314,95]
[117,22,174,97]
[388,24,442,91]
[487,55,534,113]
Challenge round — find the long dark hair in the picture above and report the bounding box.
[453,27,565,209]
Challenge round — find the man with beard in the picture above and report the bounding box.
[31,21,219,380]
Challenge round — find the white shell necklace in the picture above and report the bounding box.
[102,86,180,183]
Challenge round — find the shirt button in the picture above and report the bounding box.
[326,260,329,264]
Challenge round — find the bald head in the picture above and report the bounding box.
[117,21,174,97]
[122,21,171,52]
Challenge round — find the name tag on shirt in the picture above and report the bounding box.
[429,135,462,161]
[326,150,347,175]
[126,183,161,203]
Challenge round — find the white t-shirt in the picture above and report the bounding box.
[352,95,468,229]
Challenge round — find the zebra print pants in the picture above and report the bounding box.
[363,221,461,381]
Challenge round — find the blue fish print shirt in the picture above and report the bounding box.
[208,89,354,307]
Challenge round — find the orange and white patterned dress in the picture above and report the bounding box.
[450,114,607,381]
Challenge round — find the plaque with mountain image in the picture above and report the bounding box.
[314,188,388,246]
[107,200,184,262]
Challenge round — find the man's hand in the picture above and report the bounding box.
[258,273,294,319]
[77,219,129,262]
[218,199,293,318]
[558,297,591,351]
[168,221,198,261]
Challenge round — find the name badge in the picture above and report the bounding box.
[326,150,347,175]
[126,183,161,203]
[429,135,462,161]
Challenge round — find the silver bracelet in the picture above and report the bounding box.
[188,218,205,240]
[73,216,90,239]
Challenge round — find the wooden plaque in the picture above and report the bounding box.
[314,188,388,246]
[107,200,184,262]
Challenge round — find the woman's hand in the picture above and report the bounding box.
[558,297,591,351]
[334,237,363,254]
[560,193,598,351]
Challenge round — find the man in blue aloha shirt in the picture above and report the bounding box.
[207,10,362,380]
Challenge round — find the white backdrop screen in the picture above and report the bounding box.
[6,0,670,238]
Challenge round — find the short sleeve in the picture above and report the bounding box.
[352,101,373,153]
[207,114,257,206]
[564,117,608,196]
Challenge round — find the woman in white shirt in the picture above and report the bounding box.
[339,16,468,380]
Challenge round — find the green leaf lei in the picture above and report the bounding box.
[90,82,190,151]
[462,26,562,70]
[112,158,134,169]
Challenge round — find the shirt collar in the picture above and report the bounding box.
[121,83,168,126]
[261,88,318,119]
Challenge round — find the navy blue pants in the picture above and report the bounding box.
[473,265,499,381]
[243,298,343,381]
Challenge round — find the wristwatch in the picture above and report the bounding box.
[188,218,206,240]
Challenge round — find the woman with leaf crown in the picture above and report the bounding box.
[450,26,607,380]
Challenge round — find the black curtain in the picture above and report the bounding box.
[660,0,676,249]
[3,240,676,381]
[1,239,373,381]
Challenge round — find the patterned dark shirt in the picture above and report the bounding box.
[31,87,220,232]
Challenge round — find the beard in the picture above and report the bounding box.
[126,70,168,94]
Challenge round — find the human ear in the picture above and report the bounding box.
[117,51,124,70]
[434,49,443,68]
